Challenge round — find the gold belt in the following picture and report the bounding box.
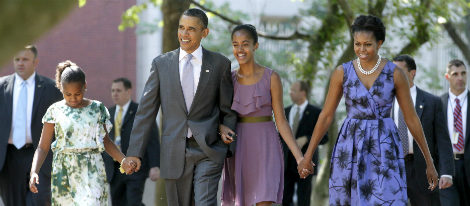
[238,116,273,123]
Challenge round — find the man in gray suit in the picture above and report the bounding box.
[0,45,62,206]
[123,8,237,206]
[392,55,454,206]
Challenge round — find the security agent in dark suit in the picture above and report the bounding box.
[440,59,470,206]
[103,78,160,206]
[0,45,62,206]
[392,55,454,206]
[282,81,328,206]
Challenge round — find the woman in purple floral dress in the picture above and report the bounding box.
[297,15,439,205]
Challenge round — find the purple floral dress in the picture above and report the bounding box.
[329,60,407,205]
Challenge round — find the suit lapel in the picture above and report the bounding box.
[442,93,449,126]
[170,49,188,114]
[466,90,470,147]
[189,48,212,114]
[122,102,136,128]
[415,87,424,119]
[4,75,15,127]
[31,75,44,120]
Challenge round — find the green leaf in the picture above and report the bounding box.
[78,0,86,8]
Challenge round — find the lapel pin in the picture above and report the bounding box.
[37,85,42,88]
[205,70,209,72]
[419,105,423,109]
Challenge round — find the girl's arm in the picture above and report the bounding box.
[394,66,439,190]
[271,71,303,163]
[103,124,126,165]
[298,66,344,177]
[29,123,55,193]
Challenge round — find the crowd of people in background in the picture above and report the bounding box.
[0,7,468,206]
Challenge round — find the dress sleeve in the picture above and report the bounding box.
[42,103,56,124]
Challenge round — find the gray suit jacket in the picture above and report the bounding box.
[127,48,237,179]
[0,74,62,172]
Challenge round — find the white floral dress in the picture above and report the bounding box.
[42,100,112,206]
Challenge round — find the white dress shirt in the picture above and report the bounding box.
[114,100,131,125]
[394,85,417,154]
[179,45,203,95]
[9,72,36,144]
[447,89,467,154]
[289,100,308,129]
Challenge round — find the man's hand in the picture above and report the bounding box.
[439,176,453,189]
[149,167,160,181]
[122,157,141,175]
[296,136,308,149]
[219,124,236,144]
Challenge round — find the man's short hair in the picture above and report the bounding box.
[113,77,132,90]
[25,45,38,58]
[392,54,416,71]
[297,80,310,99]
[447,59,466,73]
[182,8,208,29]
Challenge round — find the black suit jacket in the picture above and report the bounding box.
[283,103,328,175]
[441,90,470,186]
[103,101,160,182]
[403,87,455,193]
[0,74,62,173]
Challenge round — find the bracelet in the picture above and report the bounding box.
[119,158,126,174]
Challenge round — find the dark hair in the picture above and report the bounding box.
[182,8,208,28]
[393,54,416,71]
[447,59,466,70]
[231,24,258,44]
[113,77,132,90]
[55,60,86,89]
[351,15,386,42]
[297,80,310,99]
[25,45,38,58]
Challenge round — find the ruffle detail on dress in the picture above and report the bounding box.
[231,69,272,116]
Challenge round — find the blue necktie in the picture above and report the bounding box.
[13,81,27,149]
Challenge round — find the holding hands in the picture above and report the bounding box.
[297,157,315,179]
[121,157,140,175]
[219,124,236,144]
[29,172,40,193]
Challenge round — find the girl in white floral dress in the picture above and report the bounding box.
[29,60,130,205]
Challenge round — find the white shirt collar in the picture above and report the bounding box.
[179,45,203,64]
[14,72,36,86]
[449,88,468,103]
[117,100,131,113]
[295,100,308,111]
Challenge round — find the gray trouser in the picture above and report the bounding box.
[165,138,223,206]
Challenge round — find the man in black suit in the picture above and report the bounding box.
[103,78,160,206]
[440,59,470,206]
[0,45,62,206]
[282,80,327,206]
[392,55,454,206]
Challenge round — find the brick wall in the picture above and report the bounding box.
[1,0,136,107]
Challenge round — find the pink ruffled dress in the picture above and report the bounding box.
[221,68,284,206]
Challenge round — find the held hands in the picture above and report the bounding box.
[29,172,40,193]
[297,157,315,179]
[219,124,236,144]
[426,164,439,191]
[121,157,141,175]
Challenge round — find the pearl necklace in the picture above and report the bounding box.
[357,54,382,75]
